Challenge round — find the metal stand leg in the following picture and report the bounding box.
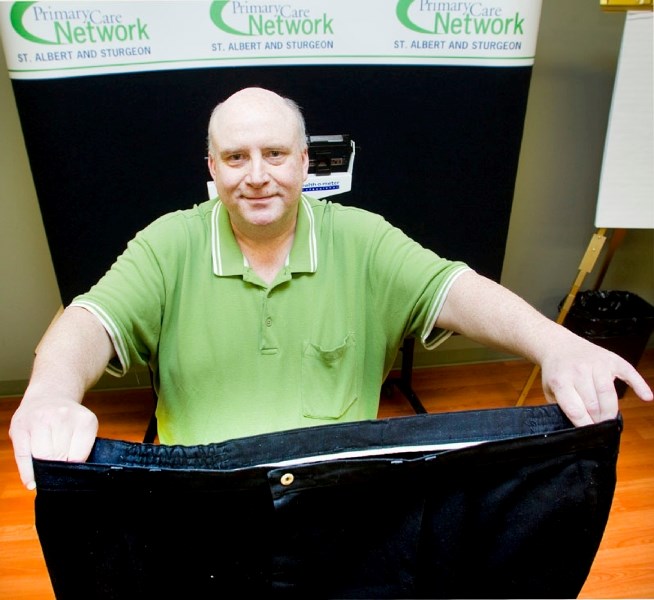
[385,338,427,414]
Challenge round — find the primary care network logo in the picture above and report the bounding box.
[209,0,334,36]
[9,1,150,45]
[396,0,525,35]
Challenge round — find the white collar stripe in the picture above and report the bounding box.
[211,202,223,276]
[301,195,318,272]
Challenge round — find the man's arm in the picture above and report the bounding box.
[9,306,116,490]
[437,271,653,425]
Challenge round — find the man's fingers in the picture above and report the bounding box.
[592,367,620,423]
[543,373,595,427]
[547,387,594,427]
[14,452,36,490]
[574,368,603,423]
[68,417,99,463]
[11,434,37,491]
[613,362,654,403]
[10,402,99,490]
[542,344,653,428]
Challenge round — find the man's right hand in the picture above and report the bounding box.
[9,396,99,490]
[9,305,116,490]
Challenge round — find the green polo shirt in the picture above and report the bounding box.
[72,196,469,445]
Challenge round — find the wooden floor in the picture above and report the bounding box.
[1,349,652,599]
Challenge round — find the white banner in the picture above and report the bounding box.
[0,0,542,79]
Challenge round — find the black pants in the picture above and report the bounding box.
[33,404,621,599]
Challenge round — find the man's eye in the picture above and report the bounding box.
[223,153,246,166]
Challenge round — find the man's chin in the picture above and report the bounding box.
[242,207,283,227]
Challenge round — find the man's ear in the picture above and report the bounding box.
[207,153,217,179]
[301,147,309,181]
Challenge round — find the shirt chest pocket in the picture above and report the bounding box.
[301,333,358,420]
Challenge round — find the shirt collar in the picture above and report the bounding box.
[211,195,318,277]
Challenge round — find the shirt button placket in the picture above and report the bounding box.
[260,291,278,354]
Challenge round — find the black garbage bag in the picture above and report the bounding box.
[560,290,654,397]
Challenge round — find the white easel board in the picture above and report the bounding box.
[595,11,654,229]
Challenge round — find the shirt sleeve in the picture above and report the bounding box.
[364,214,472,350]
[70,215,179,376]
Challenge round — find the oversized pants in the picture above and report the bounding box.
[33,404,621,599]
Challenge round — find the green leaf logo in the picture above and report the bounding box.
[10,1,58,45]
[209,1,249,36]
[396,0,432,34]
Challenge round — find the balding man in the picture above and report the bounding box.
[10,87,652,490]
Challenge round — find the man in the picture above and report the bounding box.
[10,87,652,491]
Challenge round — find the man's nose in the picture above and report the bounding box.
[246,155,270,185]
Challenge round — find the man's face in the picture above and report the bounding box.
[207,90,309,235]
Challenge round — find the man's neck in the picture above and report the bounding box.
[232,222,296,285]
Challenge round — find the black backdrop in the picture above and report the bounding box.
[11,64,532,304]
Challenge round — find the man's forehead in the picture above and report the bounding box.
[214,122,298,147]
[212,114,301,151]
